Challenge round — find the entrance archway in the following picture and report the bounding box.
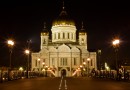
[61,69,66,77]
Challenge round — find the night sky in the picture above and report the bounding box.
[0,0,130,68]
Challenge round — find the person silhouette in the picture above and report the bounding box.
[61,69,66,77]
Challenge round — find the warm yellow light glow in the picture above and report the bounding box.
[105,62,110,71]
[3,78,5,80]
[106,66,110,71]
[87,58,91,61]
[83,62,86,65]
[78,67,80,70]
[42,69,45,71]
[7,40,14,46]
[80,65,83,68]
[42,62,45,65]
[83,68,86,71]
[112,39,120,45]
[62,22,65,25]
[37,58,40,61]
[25,49,30,54]
[19,67,23,71]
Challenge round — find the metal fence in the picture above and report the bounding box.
[91,70,130,81]
[0,70,54,83]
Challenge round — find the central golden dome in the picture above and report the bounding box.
[52,8,75,26]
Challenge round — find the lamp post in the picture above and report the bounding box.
[112,39,120,70]
[7,40,14,69]
[25,49,30,78]
[37,58,41,71]
[98,49,101,70]
[7,39,14,81]
[87,58,90,77]
[45,65,48,77]
[42,62,45,76]
[83,62,86,76]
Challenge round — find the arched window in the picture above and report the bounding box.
[35,60,37,67]
[43,39,46,44]
[63,32,65,39]
[60,58,67,66]
[83,58,85,62]
[58,33,60,39]
[81,38,84,44]
[68,33,69,39]
[74,58,77,65]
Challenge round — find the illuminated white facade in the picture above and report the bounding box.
[31,6,97,77]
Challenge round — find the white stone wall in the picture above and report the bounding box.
[31,43,97,77]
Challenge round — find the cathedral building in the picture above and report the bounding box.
[31,5,97,77]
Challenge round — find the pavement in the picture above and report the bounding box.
[0,77,130,90]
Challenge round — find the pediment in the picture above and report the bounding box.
[58,44,71,52]
[71,47,80,52]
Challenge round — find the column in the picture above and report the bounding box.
[56,33,58,40]
[65,32,67,39]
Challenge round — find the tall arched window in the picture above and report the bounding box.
[83,58,85,62]
[74,58,77,65]
[60,58,67,66]
[81,38,84,44]
[35,60,37,67]
[58,33,60,39]
[68,33,69,39]
[63,32,65,39]
[43,39,46,44]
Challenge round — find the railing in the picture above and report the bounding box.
[91,70,130,81]
[72,69,130,81]
[0,70,55,83]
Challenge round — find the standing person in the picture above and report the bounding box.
[61,69,66,77]
[61,70,63,77]
[63,70,66,77]
[91,68,96,77]
[118,68,122,81]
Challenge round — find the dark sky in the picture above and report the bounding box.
[0,0,130,68]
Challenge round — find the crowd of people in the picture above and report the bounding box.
[90,67,130,81]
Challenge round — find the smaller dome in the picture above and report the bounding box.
[79,22,86,35]
[41,32,49,36]
[52,8,75,26]
[41,22,49,36]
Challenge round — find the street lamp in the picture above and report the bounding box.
[82,62,86,76]
[7,39,14,81]
[37,58,41,71]
[97,49,101,70]
[7,40,14,69]
[112,39,120,70]
[42,62,45,76]
[42,62,45,67]
[80,65,83,68]
[45,65,48,77]
[87,58,91,77]
[25,49,30,78]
